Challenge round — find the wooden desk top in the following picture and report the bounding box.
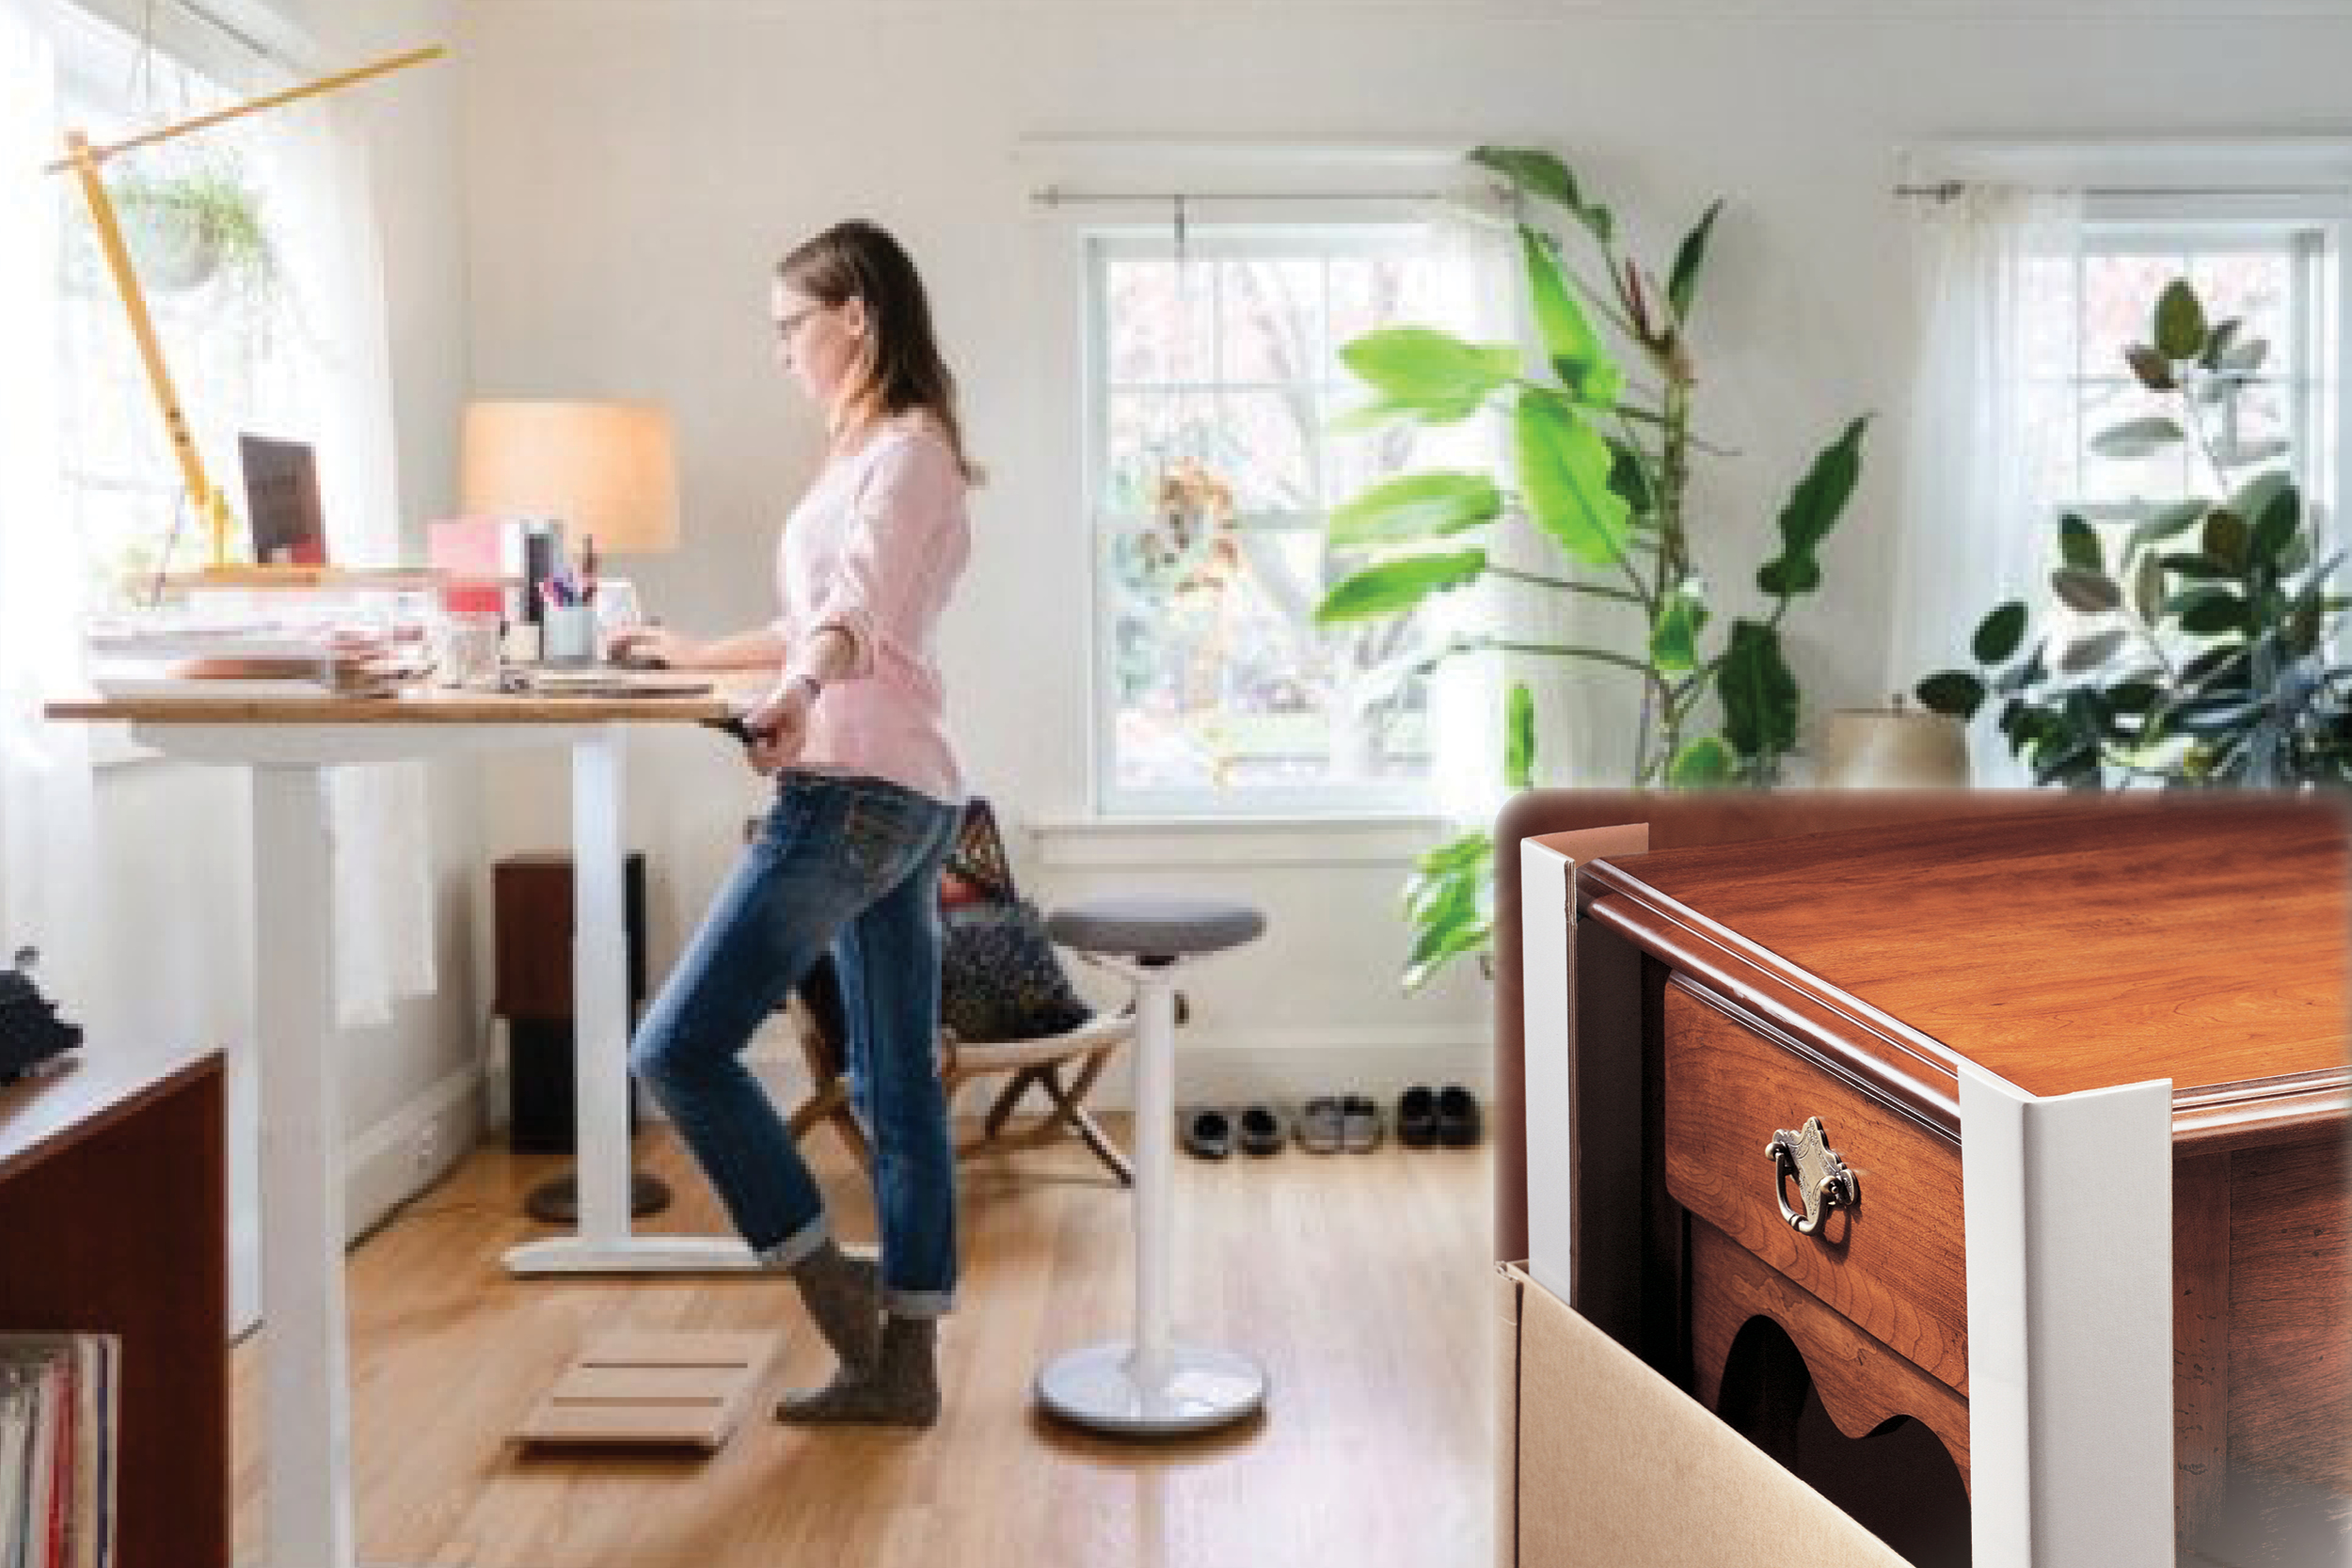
[1581,797,2348,1114]
[45,674,742,726]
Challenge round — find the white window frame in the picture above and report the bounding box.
[1079,214,1474,820]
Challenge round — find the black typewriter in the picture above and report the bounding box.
[0,947,82,1084]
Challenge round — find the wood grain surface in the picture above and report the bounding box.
[2224,1133,2352,1492]
[2173,1153,2232,1541]
[0,1049,228,1568]
[1664,986,1970,1394]
[1588,796,2348,1105]
[46,680,738,725]
[1690,1220,1972,1485]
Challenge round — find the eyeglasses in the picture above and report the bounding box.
[774,302,825,341]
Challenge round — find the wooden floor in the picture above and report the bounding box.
[230,1115,1496,1567]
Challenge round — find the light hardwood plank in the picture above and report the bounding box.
[232,1116,1494,1567]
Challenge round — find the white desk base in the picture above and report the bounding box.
[127,719,752,1568]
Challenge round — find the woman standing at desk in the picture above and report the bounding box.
[615,219,972,1428]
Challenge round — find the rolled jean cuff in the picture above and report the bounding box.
[882,1287,954,1319]
[755,1214,833,1272]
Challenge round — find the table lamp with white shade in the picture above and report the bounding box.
[1814,695,1972,789]
[459,400,680,637]
[461,399,680,1221]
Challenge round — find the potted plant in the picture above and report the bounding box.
[1915,277,2352,787]
[1314,145,1870,987]
[107,151,276,297]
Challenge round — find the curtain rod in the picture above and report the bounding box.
[1896,179,2345,200]
[1031,187,1461,207]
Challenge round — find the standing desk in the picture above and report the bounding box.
[46,685,766,1568]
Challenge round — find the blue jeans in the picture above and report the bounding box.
[629,771,962,1316]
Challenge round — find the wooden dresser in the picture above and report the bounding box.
[1533,798,2348,1565]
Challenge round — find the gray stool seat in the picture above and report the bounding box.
[1047,897,1265,959]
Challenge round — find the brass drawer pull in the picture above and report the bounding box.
[1766,1117,1859,1235]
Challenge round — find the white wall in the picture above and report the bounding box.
[451,0,2352,1107]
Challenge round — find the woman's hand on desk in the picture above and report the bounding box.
[608,625,699,670]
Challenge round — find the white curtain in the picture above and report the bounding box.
[1889,184,2083,785]
[0,0,103,1014]
[1420,202,1518,826]
[270,95,437,1028]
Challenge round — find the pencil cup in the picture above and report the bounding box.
[542,604,599,667]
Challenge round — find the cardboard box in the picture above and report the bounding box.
[1499,1263,1905,1568]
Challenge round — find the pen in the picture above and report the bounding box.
[580,535,598,605]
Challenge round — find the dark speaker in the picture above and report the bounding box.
[493,852,648,1154]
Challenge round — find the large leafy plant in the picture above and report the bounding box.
[1314,145,1869,988]
[1916,277,2352,788]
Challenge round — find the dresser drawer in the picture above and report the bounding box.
[1662,984,1970,1394]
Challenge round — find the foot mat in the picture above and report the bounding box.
[516,1331,779,1449]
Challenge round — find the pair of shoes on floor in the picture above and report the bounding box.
[1182,1103,1284,1159]
[1397,1085,1481,1148]
[1296,1093,1382,1154]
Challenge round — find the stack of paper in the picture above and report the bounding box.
[84,617,416,699]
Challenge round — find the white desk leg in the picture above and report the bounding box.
[504,724,756,1275]
[570,723,630,1248]
[250,764,356,1568]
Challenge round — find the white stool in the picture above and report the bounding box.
[1033,896,1268,1437]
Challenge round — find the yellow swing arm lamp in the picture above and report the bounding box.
[45,45,446,575]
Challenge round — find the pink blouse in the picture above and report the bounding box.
[773,416,970,802]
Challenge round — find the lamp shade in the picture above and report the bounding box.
[1815,699,1971,789]
[459,400,679,554]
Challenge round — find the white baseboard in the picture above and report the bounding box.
[344,1065,487,1240]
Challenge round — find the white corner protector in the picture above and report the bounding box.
[1961,1060,2173,1568]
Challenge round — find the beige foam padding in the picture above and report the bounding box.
[516,1331,779,1449]
[1501,1266,1907,1568]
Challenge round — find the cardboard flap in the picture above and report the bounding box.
[1503,1266,1906,1568]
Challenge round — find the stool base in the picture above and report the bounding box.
[1035,1342,1266,1436]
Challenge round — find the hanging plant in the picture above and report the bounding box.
[107,151,278,298]
[1140,457,1242,595]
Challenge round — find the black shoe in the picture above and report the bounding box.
[1340,1093,1383,1153]
[1437,1085,1481,1148]
[1236,1103,1285,1155]
[1398,1085,1438,1148]
[1183,1107,1232,1159]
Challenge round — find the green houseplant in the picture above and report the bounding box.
[1314,146,1869,987]
[1915,277,2352,788]
[108,152,277,297]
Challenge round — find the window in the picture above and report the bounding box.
[53,3,313,610]
[2026,201,2341,543]
[1086,223,1495,816]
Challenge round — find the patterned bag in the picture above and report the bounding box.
[937,898,1092,1043]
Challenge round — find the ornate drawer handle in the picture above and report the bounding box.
[1766,1116,1859,1236]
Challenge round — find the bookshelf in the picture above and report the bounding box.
[0,1048,226,1568]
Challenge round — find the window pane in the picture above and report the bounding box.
[1217,257,1323,383]
[1102,389,1212,513]
[2080,252,2183,381]
[1104,257,1211,384]
[2188,251,2291,357]
[2078,378,2195,504]
[1215,388,1316,514]
[1094,226,1473,810]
